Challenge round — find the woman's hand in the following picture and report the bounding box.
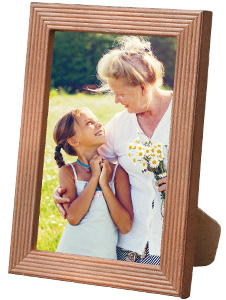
[99,158,112,188]
[53,186,71,219]
[155,176,167,192]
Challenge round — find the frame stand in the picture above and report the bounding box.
[194,208,221,266]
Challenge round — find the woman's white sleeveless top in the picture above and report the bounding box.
[98,100,172,256]
[56,164,118,260]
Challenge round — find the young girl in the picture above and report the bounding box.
[53,107,133,260]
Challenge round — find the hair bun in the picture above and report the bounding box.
[117,36,152,55]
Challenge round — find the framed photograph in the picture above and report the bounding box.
[37,31,177,254]
[8,2,212,298]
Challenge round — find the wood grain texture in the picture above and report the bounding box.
[8,3,212,298]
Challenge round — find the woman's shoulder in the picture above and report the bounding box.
[105,110,134,135]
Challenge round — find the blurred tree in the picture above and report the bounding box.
[148,36,177,88]
[51,32,117,92]
[50,32,177,92]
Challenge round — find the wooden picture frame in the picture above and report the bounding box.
[8,3,212,298]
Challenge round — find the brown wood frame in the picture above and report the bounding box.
[8,2,212,298]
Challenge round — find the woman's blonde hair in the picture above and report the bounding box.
[97,36,165,92]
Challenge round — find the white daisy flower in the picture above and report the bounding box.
[131,148,143,160]
[149,157,160,168]
[136,145,144,156]
[157,153,164,161]
[136,149,144,159]
[140,160,147,170]
[144,146,151,156]
[128,143,133,150]
[154,147,163,157]
[150,147,156,155]
[152,140,163,148]
[132,157,137,164]
[128,152,132,158]
[158,172,167,179]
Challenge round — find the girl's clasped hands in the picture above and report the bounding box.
[89,155,112,188]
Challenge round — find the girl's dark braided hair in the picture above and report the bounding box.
[53,109,83,168]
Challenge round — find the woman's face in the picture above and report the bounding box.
[108,77,148,114]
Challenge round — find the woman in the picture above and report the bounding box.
[53,36,172,265]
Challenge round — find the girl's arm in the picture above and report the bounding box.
[58,164,99,226]
[99,161,133,234]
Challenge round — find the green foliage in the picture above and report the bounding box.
[50,32,177,93]
[149,36,177,88]
[51,32,118,93]
[37,92,124,251]
[49,88,59,99]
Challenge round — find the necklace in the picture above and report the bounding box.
[76,158,91,173]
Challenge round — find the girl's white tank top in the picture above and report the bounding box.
[56,163,119,260]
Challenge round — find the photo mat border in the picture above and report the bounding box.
[8,3,212,298]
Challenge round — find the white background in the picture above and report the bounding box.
[1,0,225,299]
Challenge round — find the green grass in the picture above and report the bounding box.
[37,91,124,252]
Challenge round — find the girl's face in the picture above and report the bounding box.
[108,77,149,114]
[74,110,106,148]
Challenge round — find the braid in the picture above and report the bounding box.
[54,145,65,168]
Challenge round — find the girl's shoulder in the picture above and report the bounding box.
[58,163,75,178]
[109,163,128,180]
[109,162,119,172]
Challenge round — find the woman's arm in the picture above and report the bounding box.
[53,187,70,219]
[99,162,133,234]
[58,164,99,225]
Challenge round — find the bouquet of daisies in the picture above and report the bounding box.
[128,136,168,217]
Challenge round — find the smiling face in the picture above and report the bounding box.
[108,77,149,114]
[74,109,106,149]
